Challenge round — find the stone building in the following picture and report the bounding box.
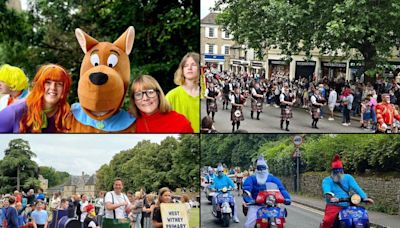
[200,13,236,72]
[202,13,400,81]
[46,172,96,199]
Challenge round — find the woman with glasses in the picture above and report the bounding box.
[130,75,193,133]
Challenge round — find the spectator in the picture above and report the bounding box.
[31,200,48,228]
[152,187,172,228]
[6,197,18,228]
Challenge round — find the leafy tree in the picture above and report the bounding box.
[39,166,70,187]
[201,134,281,168]
[215,0,400,76]
[95,135,199,193]
[0,139,39,193]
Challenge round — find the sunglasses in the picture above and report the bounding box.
[256,165,268,171]
[133,89,159,100]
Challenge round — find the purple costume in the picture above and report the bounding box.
[0,99,56,133]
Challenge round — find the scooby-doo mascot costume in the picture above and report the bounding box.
[66,27,136,132]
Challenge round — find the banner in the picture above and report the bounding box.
[160,203,189,228]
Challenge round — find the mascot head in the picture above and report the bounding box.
[75,26,135,120]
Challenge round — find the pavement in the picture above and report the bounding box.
[292,194,400,228]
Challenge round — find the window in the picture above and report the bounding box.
[224,31,230,39]
[209,28,214,38]
[208,44,214,54]
[225,46,230,55]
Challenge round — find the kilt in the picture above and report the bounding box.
[206,99,218,112]
[311,106,321,119]
[251,98,263,112]
[231,107,244,122]
[281,107,293,119]
[223,93,230,103]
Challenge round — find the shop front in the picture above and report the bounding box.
[295,61,316,82]
[230,59,242,74]
[268,60,290,80]
[250,61,265,77]
[204,54,225,72]
[321,62,347,81]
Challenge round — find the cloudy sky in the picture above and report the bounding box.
[0,134,177,176]
[201,0,218,19]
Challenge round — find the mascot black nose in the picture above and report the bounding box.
[89,72,108,85]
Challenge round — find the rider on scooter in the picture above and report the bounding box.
[321,154,374,228]
[209,163,240,223]
[205,166,216,183]
[242,156,291,228]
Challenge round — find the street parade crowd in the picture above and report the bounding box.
[201,155,373,228]
[202,67,400,133]
[0,179,196,228]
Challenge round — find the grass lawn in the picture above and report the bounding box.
[189,208,200,228]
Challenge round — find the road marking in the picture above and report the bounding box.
[291,202,324,216]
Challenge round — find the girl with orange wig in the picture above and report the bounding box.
[0,64,72,133]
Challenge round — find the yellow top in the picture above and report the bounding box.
[166,86,199,133]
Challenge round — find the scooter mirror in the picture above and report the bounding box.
[243,190,251,197]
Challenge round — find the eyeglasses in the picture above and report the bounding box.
[133,89,158,100]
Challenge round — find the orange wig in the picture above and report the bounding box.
[20,64,72,132]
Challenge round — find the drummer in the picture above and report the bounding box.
[104,178,131,222]
[250,82,264,120]
[230,86,245,132]
[204,82,221,122]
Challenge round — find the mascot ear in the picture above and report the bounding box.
[75,28,99,53]
[113,26,135,55]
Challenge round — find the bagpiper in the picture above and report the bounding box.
[310,89,325,129]
[204,82,220,121]
[230,86,245,132]
[250,82,265,120]
[222,79,233,110]
[279,84,296,131]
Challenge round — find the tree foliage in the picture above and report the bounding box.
[0,0,199,104]
[201,134,282,168]
[215,0,400,76]
[95,135,199,193]
[257,134,400,176]
[202,134,400,176]
[0,139,39,193]
[39,166,70,187]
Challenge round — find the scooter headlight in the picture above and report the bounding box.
[351,194,361,205]
[222,187,228,193]
[266,195,276,206]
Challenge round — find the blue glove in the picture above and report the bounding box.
[284,199,291,205]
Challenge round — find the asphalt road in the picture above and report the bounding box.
[200,190,322,228]
[201,99,371,133]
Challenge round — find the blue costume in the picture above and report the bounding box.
[209,174,235,190]
[243,155,291,228]
[243,175,291,202]
[322,174,367,207]
[205,173,216,183]
[210,164,239,223]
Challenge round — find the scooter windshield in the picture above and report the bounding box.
[263,182,279,191]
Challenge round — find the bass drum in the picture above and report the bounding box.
[57,216,81,228]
